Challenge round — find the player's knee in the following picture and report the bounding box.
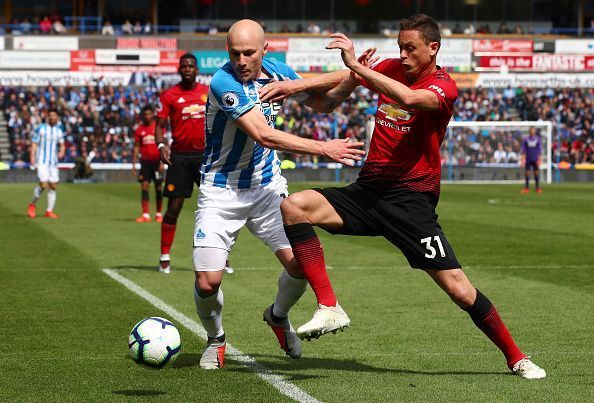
[195,277,221,296]
[281,192,309,223]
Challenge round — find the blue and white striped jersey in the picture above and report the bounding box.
[32,123,64,166]
[201,58,300,189]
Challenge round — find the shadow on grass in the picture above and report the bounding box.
[112,390,166,397]
[110,265,194,272]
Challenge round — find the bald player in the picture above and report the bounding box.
[192,19,366,369]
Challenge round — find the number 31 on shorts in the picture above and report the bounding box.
[421,236,446,259]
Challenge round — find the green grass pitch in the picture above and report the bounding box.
[1,182,592,401]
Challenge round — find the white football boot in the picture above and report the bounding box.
[223,266,235,275]
[262,305,301,359]
[158,255,171,274]
[200,336,226,370]
[511,357,546,379]
[297,303,350,340]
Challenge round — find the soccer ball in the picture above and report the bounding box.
[128,317,181,368]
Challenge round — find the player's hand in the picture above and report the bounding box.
[160,145,172,165]
[29,162,36,171]
[326,33,357,69]
[350,47,380,81]
[322,138,366,166]
[131,166,137,176]
[258,79,298,103]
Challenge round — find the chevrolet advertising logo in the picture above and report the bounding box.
[378,103,412,121]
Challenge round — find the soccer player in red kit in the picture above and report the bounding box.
[261,14,545,379]
[155,53,210,274]
[132,106,163,223]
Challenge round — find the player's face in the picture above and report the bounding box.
[48,111,59,126]
[142,110,154,125]
[228,41,266,82]
[178,58,198,83]
[397,30,438,79]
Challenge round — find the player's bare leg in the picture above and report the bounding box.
[281,190,350,340]
[28,181,47,218]
[45,182,59,219]
[522,169,531,194]
[154,181,163,222]
[136,181,151,222]
[263,248,307,358]
[193,248,226,369]
[159,196,184,273]
[425,268,546,379]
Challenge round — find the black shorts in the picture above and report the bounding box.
[315,182,461,270]
[138,161,163,184]
[163,152,203,198]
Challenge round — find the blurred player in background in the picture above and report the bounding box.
[155,54,234,275]
[262,14,545,379]
[27,108,65,219]
[132,106,164,223]
[192,19,365,370]
[521,127,542,194]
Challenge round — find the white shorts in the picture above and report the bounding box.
[37,164,59,183]
[193,177,291,260]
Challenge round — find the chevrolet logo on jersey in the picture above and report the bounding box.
[379,103,413,122]
[181,104,206,119]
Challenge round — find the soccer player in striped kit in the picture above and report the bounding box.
[27,109,65,219]
[192,19,365,370]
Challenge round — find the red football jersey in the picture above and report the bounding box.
[359,59,458,196]
[157,83,209,153]
[134,122,160,163]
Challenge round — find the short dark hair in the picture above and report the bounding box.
[47,108,59,115]
[399,14,441,47]
[179,53,197,65]
[141,105,153,114]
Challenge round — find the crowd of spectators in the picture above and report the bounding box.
[2,83,594,169]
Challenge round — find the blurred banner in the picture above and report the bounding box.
[13,36,79,50]
[116,37,178,50]
[0,37,4,50]
[451,72,594,88]
[473,39,533,52]
[70,50,185,72]
[0,51,71,69]
[477,54,594,71]
[0,71,132,86]
[554,39,594,54]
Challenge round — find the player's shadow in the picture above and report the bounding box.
[110,264,194,272]
[244,354,505,379]
[112,390,166,397]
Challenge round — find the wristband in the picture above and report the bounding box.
[158,143,166,150]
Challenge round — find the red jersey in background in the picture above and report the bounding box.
[134,122,160,163]
[157,83,209,153]
[359,59,458,196]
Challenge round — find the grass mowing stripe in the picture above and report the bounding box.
[102,268,321,403]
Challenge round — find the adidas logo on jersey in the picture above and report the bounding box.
[177,97,186,103]
[195,229,206,239]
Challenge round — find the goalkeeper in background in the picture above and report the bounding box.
[521,127,542,194]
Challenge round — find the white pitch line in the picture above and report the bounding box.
[102,268,320,403]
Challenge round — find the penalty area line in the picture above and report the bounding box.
[102,268,320,403]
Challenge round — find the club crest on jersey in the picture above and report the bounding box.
[379,103,413,121]
[222,92,239,107]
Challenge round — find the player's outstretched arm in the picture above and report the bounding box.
[258,70,351,103]
[235,107,365,166]
[131,142,140,175]
[327,33,439,111]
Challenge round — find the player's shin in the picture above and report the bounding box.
[273,270,307,318]
[32,185,44,204]
[141,190,149,215]
[160,216,177,255]
[47,189,56,212]
[156,189,163,214]
[193,284,225,339]
[284,223,337,307]
[463,289,526,369]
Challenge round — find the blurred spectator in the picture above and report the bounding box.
[122,18,133,35]
[10,19,23,35]
[307,21,321,34]
[143,21,152,34]
[452,23,463,34]
[101,20,115,36]
[440,23,452,36]
[133,20,143,34]
[497,21,511,34]
[514,24,524,34]
[39,16,52,34]
[53,19,67,34]
[20,18,32,34]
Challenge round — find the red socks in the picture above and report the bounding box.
[464,289,526,368]
[161,221,176,255]
[141,190,149,215]
[284,224,337,307]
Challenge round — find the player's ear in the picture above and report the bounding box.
[263,42,268,55]
[429,41,439,57]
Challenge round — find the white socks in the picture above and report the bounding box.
[47,189,56,212]
[273,271,308,318]
[194,285,224,339]
[32,186,43,204]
